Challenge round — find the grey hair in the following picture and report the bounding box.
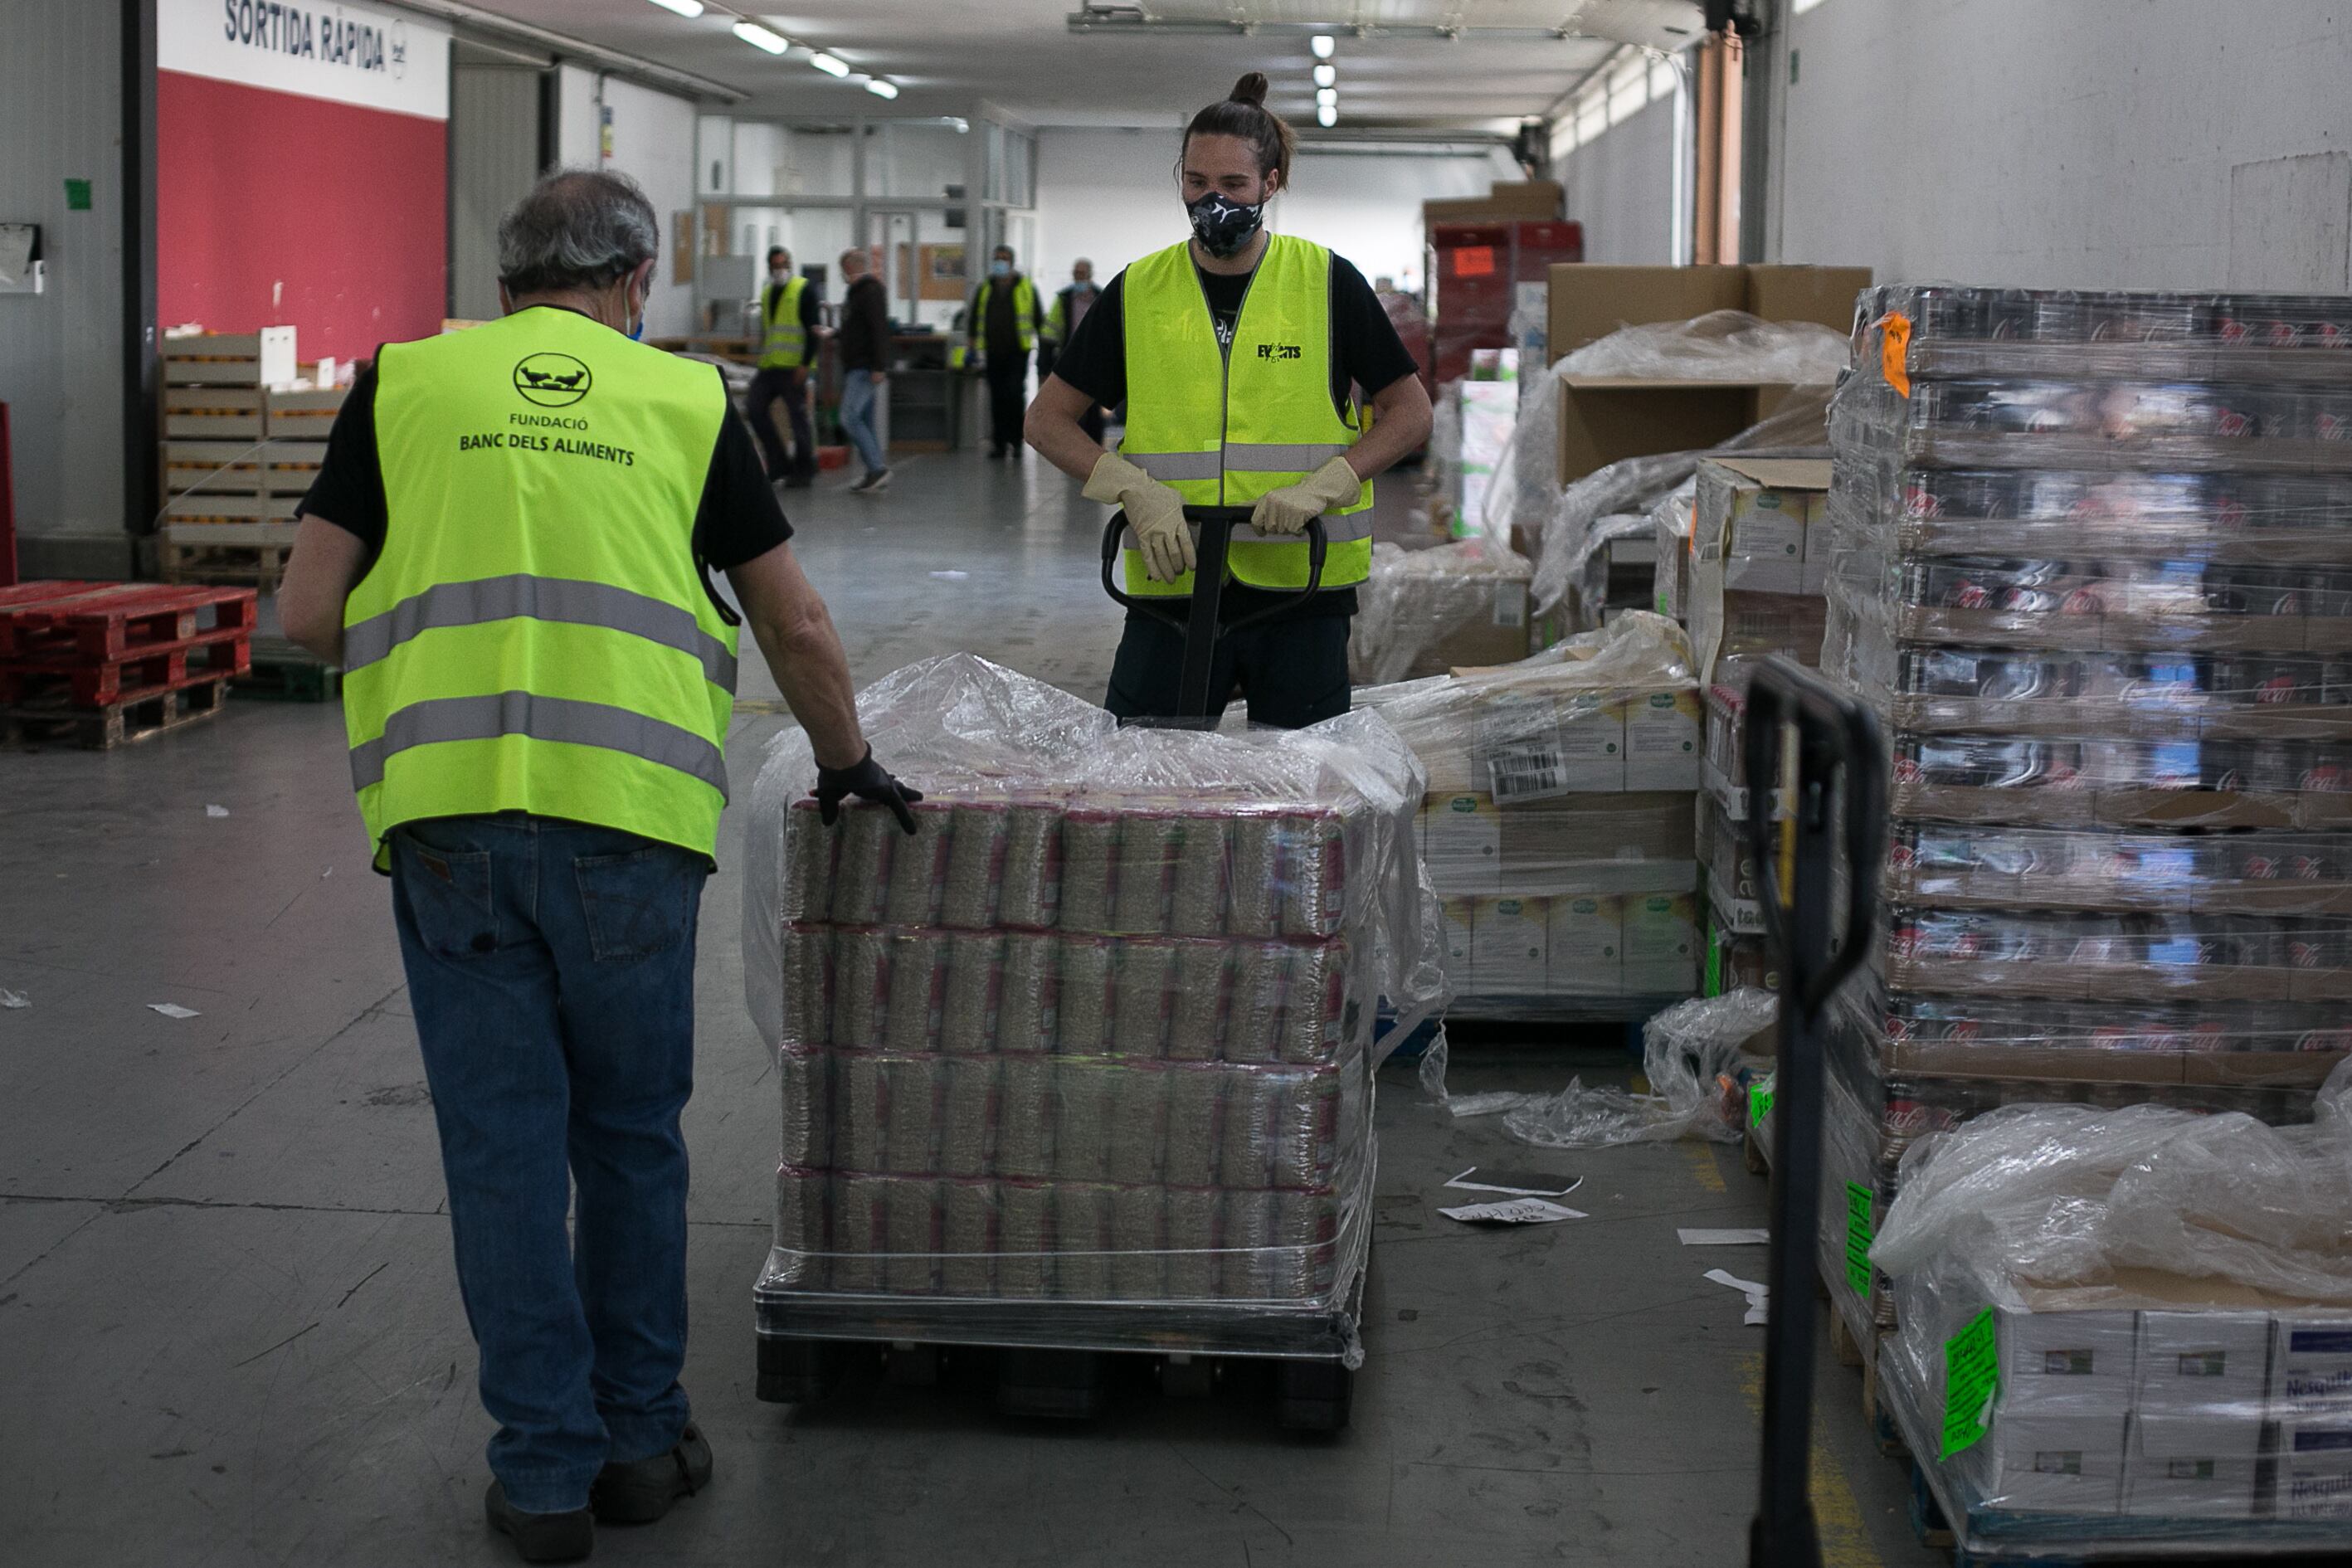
[498,168,660,295]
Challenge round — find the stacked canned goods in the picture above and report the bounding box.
[765,791,1376,1309]
[1812,284,2352,1351]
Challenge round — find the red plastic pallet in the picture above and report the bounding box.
[0,629,251,706]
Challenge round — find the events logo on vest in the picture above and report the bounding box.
[1254,343,1303,361]
[514,353,593,407]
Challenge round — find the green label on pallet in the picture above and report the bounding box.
[1941,1307,1999,1459]
[1747,1073,1774,1128]
[1843,1181,1873,1295]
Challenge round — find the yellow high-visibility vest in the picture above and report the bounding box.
[1115,235,1372,597]
[344,306,739,869]
[760,276,810,368]
[972,275,1040,352]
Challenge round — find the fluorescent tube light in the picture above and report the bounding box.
[732,20,788,54]
[810,51,850,77]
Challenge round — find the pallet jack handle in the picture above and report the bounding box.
[1101,505,1327,720]
[1741,655,1887,1568]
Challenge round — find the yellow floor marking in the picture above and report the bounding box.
[1682,1138,1728,1195]
[1736,1348,1887,1568]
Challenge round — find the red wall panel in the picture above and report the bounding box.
[158,70,446,363]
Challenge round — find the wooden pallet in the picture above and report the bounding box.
[0,673,233,749]
[159,534,295,595]
[0,582,256,660]
[0,630,250,706]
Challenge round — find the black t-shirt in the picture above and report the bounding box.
[1051,248,1412,623]
[296,324,794,578]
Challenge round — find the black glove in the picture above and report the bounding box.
[815,746,923,835]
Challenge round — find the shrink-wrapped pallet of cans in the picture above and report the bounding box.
[1805,286,2352,1362]
[743,655,1444,1361]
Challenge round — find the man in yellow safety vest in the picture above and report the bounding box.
[1024,74,1433,727]
[967,243,1047,460]
[747,246,821,488]
[275,168,918,1565]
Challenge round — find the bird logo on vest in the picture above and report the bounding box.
[513,353,594,407]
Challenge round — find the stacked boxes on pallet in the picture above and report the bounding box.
[159,329,340,590]
[1868,1083,2352,1557]
[1815,287,2352,1362]
[743,656,1439,1354]
[1361,611,1703,1019]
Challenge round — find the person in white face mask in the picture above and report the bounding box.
[747,246,823,488]
[967,244,1047,460]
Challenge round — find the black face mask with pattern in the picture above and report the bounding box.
[1186,189,1266,259]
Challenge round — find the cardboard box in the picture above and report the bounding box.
[1544,264,1869,484]
[2135,1311,2272,1418]
[1424,181,1564,225]
[1621,891,1699,992]
[1439,897,1475,990]
[1420,790,1697,896]
[163,385,265,440]
[1975,1411,2128,1514]
[1353,551,1532,684]
[1546,894,1624,994]
[2277,1420,2352,1520]
[2000,1307,2138,1415]
[162,324,297,387]
[1621,689,1702,790]
[1696,456,1829,597]
[2121,1415,2262,1519]
[2272,1315,2352,1419]
[1469,895,1550,996]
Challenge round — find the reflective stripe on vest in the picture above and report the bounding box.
[343,574,738,692]
[346,306,738,865]
[1115,235,1373,598]
[761,277,809,367]
[976,276,1038,352]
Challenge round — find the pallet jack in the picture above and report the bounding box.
[1739,655,1887,1568]
[754,507,1359,1431]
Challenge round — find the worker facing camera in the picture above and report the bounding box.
[1024,71,1434,730]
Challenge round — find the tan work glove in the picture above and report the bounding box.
[1248,455,1362,537]
[1085,451,1195,584]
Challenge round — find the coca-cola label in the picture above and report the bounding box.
[2216,407,2255,438]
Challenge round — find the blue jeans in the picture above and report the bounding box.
[390,814,706,1513]
[837,371,888,474]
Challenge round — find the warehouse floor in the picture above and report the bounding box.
[0,453,1936,1567]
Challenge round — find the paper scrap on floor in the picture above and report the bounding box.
[1706,1268,1770,1325]
[0,988,28,1010]
[206,805,230,818]
[1440,1197,1588,1225]
[1678,1227,1770,1246]
[1447,1167,1584,1198]
[147,1003,201,1020]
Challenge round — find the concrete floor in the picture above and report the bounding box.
[0,451,1936,1566]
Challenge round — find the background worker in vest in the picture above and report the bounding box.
[1024,73,1433,727]
[1039,257,1107,446]
[968,243,1047,460]
[274,169,919,1566]
[747,246,821,488]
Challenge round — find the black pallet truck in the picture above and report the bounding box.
[755,507,1360,1432]
[1739,655,1887,1568]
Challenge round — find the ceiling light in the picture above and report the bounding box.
[1317,103,1337,126]
[732,20,788,53]
[645,0,703,15]
[1310,33,1335,59]
[809,51,850,77]
[1316,86,1337,106]
[1312,63,1335,87]
[863,77,898,99]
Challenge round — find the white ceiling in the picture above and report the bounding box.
[449,1,1631,129]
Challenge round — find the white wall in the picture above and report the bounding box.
[0,0,126,562]
[1035,128,1518,293]
[1765,0,2352,289]
[551,67,699,337]
[1560,92,1681,265]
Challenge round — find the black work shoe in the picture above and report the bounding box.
[591,1424,713,1525]
[485,1481,593,1563]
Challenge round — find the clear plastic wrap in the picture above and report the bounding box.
[1494,988,1777,1148]
[1864,1063,2352,1554]
[1887,731,2352,830]
[1348,538,1534,686]
[1858,283,2352,387]
[1879,907,2352,1004]
[1563,509,1666,631]
[742,654,1443,1358]
[1556,309,1852,386]
[1832,372,2352,475]
[1891,821,2352,916]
